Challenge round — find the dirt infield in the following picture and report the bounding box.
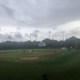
[19,57,40,60]
[0,50,62,61]
[18,50,62,61]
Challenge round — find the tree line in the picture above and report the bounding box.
[0,36,80,50]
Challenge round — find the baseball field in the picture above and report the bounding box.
[0,49,80,80]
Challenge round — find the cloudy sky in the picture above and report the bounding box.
[0,0,80,42]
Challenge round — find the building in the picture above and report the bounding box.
[38,42,46,47]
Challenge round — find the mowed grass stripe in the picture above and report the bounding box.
[0,49,80,80]
[0,49,60,58]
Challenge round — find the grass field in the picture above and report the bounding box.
[0,49,80,80]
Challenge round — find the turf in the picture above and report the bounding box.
[0,49,80,80]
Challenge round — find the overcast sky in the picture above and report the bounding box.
[0,0,80,42]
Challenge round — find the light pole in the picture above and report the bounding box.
[61,31,65,41]
[53,37,54,40]
[66,36,67,40]
[8,36,11,42]
[49,31,51,39]
[60,36,61,41]
[30,33,32,41]
[36,34,38,41]
[76,41,77,49]
[0,34,3,42]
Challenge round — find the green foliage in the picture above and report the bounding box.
[0,36,80,50]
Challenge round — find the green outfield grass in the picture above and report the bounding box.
[0,49,80,80]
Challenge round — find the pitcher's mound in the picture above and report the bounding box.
[19,57,40,60]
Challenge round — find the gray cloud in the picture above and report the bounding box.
[15,32,23,39]
[0,32,26,42]
[25,33,30,37]
[17,27,20,30]
[0,2,16,27]
[0,33,15,42]
[0,28,1,31]
[53,27,58,30]
[0,0,80,28]
[9,32,16,34]
[0,0,80,41]
[70,28,80,36]
[0,3,15,18]
[31,30,40,37]
[32,30,40,34]
[32,34,38,38]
